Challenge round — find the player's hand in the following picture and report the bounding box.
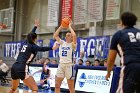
[69,19,72,28]
[40,80,44,84]
[60,24,64,28]
[34,19,39,27]
[105,72,111,81]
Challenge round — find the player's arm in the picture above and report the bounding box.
[40,72,44,80]
[40,73,45,84]
[52,41,60,50]
[53,26,62,43]
[106,31,121,80]
[32,19,39,33]
[69,22,77,45]
[4,63,9,71]
[32,45,53,51]
[44,70,51,81]
[69,22,77,49]
[106,49,117,80]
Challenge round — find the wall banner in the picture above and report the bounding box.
[4,40,43,57]
[49,36,110,59]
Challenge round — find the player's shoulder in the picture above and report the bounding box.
[60,40,65,44]
[110,30,124,43]
[131,27,140,32]
[123,27,140,32]
[112,30,122,38]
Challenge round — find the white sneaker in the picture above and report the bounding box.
[42,84,48,87]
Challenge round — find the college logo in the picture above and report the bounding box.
[78,73,87,88]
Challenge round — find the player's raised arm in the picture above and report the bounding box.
[32,19,39,33]
[53,26,62,43]
[69,21,77,45]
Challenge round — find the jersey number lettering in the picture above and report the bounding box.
[128,32,140,42]
[62,50,67,56]
[21,45,28,52]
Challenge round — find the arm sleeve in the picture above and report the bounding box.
[32,44,52,52]
[110,31,121,50]
[32,26,37,33]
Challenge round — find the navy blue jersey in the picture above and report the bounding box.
[16,42,52,63]
[16,26,52,64]
[40,69,50,80]
[110,27,140,65]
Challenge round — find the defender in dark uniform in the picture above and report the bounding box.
[106,12,140,93]
[9,20,57,93]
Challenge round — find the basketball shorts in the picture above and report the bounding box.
[117,63,140,93]
[56,63,75,79]
[11,62,31,80]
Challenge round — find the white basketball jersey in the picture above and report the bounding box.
[59,40,74,63]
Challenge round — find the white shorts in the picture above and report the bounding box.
[56,63,75,79]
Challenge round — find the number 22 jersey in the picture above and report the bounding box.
[58,40,76,63]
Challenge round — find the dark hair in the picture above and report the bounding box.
[121,12,137,27]
[94,59,100,63]
[86,60,91,64]
[27,32,37,44]
[79,59,83,63]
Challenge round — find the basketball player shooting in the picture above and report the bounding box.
[53,18,77,93]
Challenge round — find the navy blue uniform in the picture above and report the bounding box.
[110,27,140,93]
[40,69,50,84]
[11,26,52,80]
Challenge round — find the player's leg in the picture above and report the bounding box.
[9,79,20,93]
[22,64,38,93]
[23,76,38,93]
[55,64,65,93]
[9,63,20,93]
[116,66,125,93]
[55,76,64,93]
[123,64,137,93]
[136,82,140,93]
[66,63,75,93]
[47,79,51,87]
[135,64,140,93]
[136,73,140,93]
[67,79,75,93]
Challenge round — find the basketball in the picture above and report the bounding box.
[61,17,70,28]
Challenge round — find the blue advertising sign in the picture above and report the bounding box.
[4,40,43,57]
[49,36,110,59]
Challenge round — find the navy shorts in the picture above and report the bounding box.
[123,63,140,93]
[11,62,29,80]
